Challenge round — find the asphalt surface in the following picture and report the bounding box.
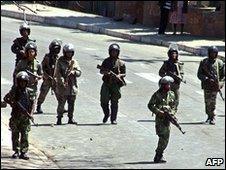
[1,16,225,169]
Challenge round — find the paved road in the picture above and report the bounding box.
[1,17,225,169]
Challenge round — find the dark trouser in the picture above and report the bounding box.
[37,79,58,105]
[57,94,76,118]
[100,83,121,122]
[158,8,170,34]
[204,90,217,118]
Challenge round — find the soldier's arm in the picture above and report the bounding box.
[13,60,24,78]
[119,62,126,78]
[3,89,15,106]
[11,39,22,54]
[41,55,50,78]
[178,62,184,79]
[159,61,168,77]
[100,60,110,75]
[71,60,82,77]
[218,60,225,82]
[197,60,208,81]
[147,92,162,115]
[53,59,64,86]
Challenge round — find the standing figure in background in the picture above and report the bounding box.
[169,1,188,35]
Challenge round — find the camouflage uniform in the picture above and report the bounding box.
[3,71,34,159]
[54,56,81,121]
[159,57,184,112]
[197,57,225,122]
[14,59,42,101]
[100,57,126,123]
[148,89,176,158]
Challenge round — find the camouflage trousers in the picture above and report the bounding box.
[37,79,57,105]
[57,94,76,118]
[9,115,31,153]
[100,83,121,122]
[204,90,218,118]
[155,121,170,154]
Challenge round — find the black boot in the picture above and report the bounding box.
[103,114,109,123]
[56,117,62,125]
[36,104,43,114]
[209,116,216,125]
[154,152,166,163]
[12,151,19,159]
[19,152,29,160]
[68,117,77,124]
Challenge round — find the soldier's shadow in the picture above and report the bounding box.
[31,123,68,127]
[76,123,111,126]
[124,161,158,165]
[137,120,155,123]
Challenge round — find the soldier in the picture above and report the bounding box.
[148,76,176,163]
[159,45,184,112]
[3,71,35,160]
[36,39,63,113]
[99,43,126,125]
[13,41,42,102]
[54,43,81,125]
[197,46,225,125]
[11,22,35,66]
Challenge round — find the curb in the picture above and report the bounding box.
[1,9,225,62]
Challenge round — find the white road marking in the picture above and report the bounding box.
[84,47,96,51]
[135,73,161,83]
[1,77,13,85]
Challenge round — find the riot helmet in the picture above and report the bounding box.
[49,39,62,54]
[63,43,75,60]
[208,46,218,60]
[158,76,174,92]
[25,42,37,59]
[16,71,29,88]
[19,22,30,36]
[108,43,120,58]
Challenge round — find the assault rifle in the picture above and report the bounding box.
[26,70,42,80]
[202,66,224,101]
[97,64,126,87]
[64,60,75,87]
[161,106,185,134]
[168,71,186,84]
[15,101,37,126]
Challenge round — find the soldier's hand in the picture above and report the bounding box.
[157,110,165,117]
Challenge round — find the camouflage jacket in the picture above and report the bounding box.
[100,57,126,85]
[54,56,81,95]
[4,86,33,118]
[159,60,184,89]
[197,58,225,91]
[148,90,176,125]
[13,58,42,99]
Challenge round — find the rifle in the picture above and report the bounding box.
[26,70,42,80]
[15,101,37,126]
[64,60,75,87]
[161,106,185,134]
[202,65,224,101]
[168,71,186,84]
[97,64,126,87]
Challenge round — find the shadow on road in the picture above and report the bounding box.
[31,123,68,127]
[124,161,157,165]
[77,123,111,126]
[137,120,155,123]
[179,121,206,125]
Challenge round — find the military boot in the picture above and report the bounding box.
[12,151,19,159]
[103,114,109,123]
[36,104,43,114]
[19,152,29,160]
[56,117,62,125]
[209,116,216,125]
[68,117,77,124]
[154,152,166,163]
[205,115,211,123]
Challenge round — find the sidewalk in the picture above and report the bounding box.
[1,113,59,169]
[1,3,225,61]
